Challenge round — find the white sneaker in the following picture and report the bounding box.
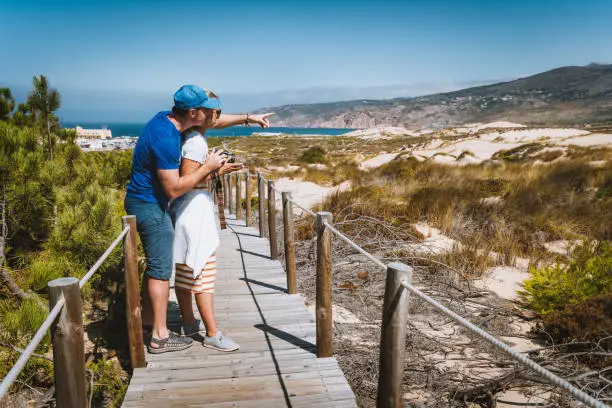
[180,319,206,337]
[203,331,240,352]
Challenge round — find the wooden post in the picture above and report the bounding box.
[122,215,146,369]
[258,172,266,237]
[236,173,242,220]
[282,192,297,294]
[267,180,278,259]
[223,174,229,209]
[48,277,87,408]
[228,174,234,215]
[316,211,333,358]
[377,262,412,408]
[245,173,252,227]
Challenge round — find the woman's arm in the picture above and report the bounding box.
[179,158,211,182]
[178,150,244,185]
[158,150,224,200]
[213,113,274,129]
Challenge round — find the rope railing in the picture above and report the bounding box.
[400,280,609,408]
[0,300,66,398]
[326,218,609,407]
[0,217,145,407]
[286,196,316,217]
[322,221,386,269]
[79,226,130,288]
[225,170,610,408]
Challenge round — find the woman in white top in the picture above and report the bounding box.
[172,90,273,351]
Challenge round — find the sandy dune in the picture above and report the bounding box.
[414,139,521,161]
[358,153,399,170]
[560,133,612,146]
[353,123,611,169]
[480,128,589,143]
[271,177,351,212]
[342,126,419,139]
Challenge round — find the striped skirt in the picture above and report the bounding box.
[174,254,217,294]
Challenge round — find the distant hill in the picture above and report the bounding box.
[259,64,612,129]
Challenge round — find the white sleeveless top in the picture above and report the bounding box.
[172,131,219,278]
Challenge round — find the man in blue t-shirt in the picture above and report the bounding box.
[125,84,273,353]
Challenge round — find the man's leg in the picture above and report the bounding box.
[148,277,170,341]
[125,196,191,352]
[141,274,153,327]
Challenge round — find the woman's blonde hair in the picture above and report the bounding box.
[205,89,219,99]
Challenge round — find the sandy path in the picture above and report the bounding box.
[271,177,351,211]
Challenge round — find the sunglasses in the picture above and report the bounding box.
[198,108,221,119]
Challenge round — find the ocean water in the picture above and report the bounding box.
[62,122,354,138]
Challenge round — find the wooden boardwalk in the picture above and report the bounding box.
[122,216,357,407]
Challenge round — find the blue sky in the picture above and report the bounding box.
[1,0,611,122]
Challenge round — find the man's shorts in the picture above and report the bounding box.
[125,195,173,281]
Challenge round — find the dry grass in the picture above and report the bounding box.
[237,135,612,406]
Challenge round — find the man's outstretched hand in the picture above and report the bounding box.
[250,112,274,128]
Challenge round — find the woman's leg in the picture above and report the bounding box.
[175,286,196,325]
[174,263,204,336]
[194,253,239,351]
[174,263,198,325]
[194,292,219,337]
[193,253,219,335]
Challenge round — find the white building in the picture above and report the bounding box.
[75,126,112,139]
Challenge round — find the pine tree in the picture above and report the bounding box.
[0,88,15,122]
[27,75,61,161]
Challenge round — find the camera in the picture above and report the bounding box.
[220,150,237,163]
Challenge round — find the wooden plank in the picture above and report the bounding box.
[145,346,318,369]
[123,390,357,408]
[125,372,352,401]
[145,348,320,370]
[128,364,344,388]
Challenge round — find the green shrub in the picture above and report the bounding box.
[249,195,259,209]
[0,297,49,349]
[542,294,612,344]
[298,146,327,164]
[596,174,612,199]
[520,241,612,315]
[539,294,611,368]
[597,186,612,199]
[86,357,128,408]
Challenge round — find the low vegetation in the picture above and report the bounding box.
[1,79,131,407]
[298,146,327,163]
[231,132,612,406]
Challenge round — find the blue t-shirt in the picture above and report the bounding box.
[126,111,181,207]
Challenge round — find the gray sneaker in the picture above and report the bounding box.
[181,319,207,337]
[148,332,193,354]
[203,331,240,352]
